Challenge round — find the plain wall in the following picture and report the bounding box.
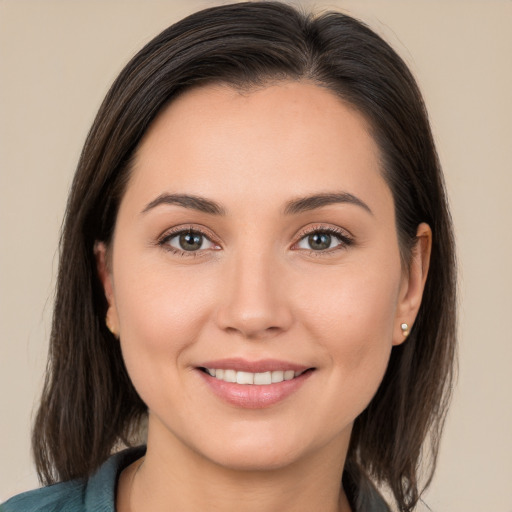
[1,1,511,510]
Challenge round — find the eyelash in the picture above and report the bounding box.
[293,225,354,255]
[157,225,218,258]
[157,225,354,258]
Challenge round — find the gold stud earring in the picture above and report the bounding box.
[400,323,410,337]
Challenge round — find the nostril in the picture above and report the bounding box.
[222,324,284,340]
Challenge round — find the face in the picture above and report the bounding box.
[97,82,429,471]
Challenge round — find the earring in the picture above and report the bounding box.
[400,323,410,337]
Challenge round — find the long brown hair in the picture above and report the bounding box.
[33,3,456,511]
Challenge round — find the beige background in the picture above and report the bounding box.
[1,1,511,510]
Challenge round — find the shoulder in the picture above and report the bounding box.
[0,479,85,512]
[0,447,145,512]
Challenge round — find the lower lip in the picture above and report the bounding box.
[198,370,313,409]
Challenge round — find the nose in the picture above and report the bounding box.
[215,250,293,340]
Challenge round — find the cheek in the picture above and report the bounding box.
[111,256,217,401]
[114,255,216,343]
[297,261,400,343]
[293,263,400,412]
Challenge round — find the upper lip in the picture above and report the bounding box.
[198,358,311,373]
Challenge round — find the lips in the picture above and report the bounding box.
[196,358,314,408]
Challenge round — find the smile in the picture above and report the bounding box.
[197,359,314,408]
[202,368,306,385]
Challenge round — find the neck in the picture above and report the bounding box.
[119,419,352,512]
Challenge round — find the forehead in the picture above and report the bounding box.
[124,81,391,216]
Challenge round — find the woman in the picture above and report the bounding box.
[1,2,456,511]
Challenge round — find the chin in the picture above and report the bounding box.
[191,425,336,473]
[205,444,303,473]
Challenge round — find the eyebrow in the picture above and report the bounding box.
[142,193,226,215]
[284,192,373,216]
[141,191,372,217]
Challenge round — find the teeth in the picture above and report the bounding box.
[205,368,304,385]
[224,369,236,383]
[254,371,272,385]
[236,371,254,385]
[271,370,284,383]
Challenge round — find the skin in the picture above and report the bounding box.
[96,81,431,512]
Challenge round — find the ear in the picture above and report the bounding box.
[393,223,432,346]
[94,241,120,338]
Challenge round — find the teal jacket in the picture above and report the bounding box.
[0,448,144,512]
[1,447,390,511]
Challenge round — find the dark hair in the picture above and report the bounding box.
[33,2,456,511]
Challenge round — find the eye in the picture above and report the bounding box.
[295,227,353,252]
[160,228,218,254]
